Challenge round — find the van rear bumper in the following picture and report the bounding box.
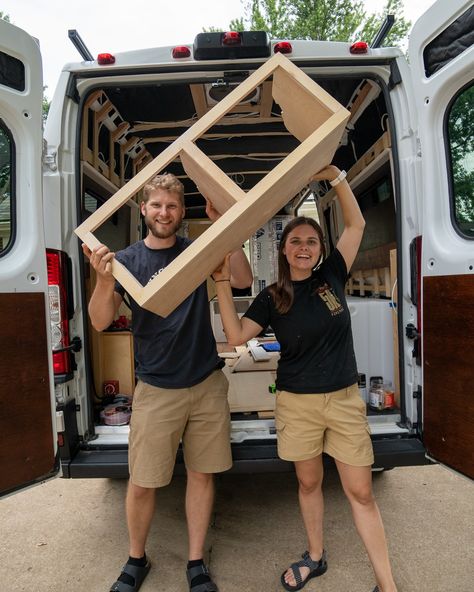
[64,436,429,479]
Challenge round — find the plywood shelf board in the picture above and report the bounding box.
[76,52,349,317]
[272,68,334,142]
[180,143,246,213]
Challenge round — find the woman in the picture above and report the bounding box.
[212,165,397,592]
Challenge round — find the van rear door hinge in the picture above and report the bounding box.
[43,139,58,171]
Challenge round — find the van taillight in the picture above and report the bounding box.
[172,46,191,59]
[273,41,292,54]
[415,236,422,361]
[97,53,115,65]
[47,249,71,375]
[222,32,241,46]
[350,41,369,54]
[409,236,422,365]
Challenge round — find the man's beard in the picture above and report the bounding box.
[145,215,182,239]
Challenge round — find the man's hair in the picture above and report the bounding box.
[142,173,185,205]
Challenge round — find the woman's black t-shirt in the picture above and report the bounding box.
[244,248,358,393]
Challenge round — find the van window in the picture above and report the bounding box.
[447,83,474,238]
[0,120,13,254]
[423,6,474,78]
[0,50,25,92]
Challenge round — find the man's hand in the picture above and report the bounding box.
[212,253,232,282]
[205,199,221,222]
[82,243,115,282]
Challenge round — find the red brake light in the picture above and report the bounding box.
[97,53,116,65]
[47,249,71,375]
[274,41,292,54]
[222,31,241,46]
[350,41,369,55]
[415,236,422,360]
[172,46,191,59]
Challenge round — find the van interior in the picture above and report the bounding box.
[78,65,403,444]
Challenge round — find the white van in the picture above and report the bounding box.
[1,0,473,497]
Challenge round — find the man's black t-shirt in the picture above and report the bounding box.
[244,248,358,393]
[114,237,223,389]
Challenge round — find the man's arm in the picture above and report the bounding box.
[82,244,123,331]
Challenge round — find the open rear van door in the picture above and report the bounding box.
[0,19,58,495]
[409,0,474,479]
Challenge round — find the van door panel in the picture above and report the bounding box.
[0,294,57,494]
[423,275,474,478]
[409,0,474,479]
[0,20,58,496]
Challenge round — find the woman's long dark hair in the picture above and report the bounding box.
[268,216,326,314]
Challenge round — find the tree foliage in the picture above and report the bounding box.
[0,10,10,22]
[211,0,411,47]
[448,85,474,228]
[43,87,51,124]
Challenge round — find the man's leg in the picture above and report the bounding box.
[126,481,156,557]
[185,468,214,560]
[335,460,397,592]
[110,482,155,590]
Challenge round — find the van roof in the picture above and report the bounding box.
[62,38,403,77]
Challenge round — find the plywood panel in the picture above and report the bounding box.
[0,293,56,494]
[423,274,474,479]
[93,332,135,397]
[180,143,245,213]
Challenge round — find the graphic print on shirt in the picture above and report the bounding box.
[148,267,165,284]
[316,283,344,316]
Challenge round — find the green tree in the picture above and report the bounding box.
[211,0,410,47]
[448,85,474,231]
[43,87,51,124]
[0,10,10,22]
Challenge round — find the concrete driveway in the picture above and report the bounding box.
[1,465,472,591]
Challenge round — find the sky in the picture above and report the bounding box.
[2,0,436,98]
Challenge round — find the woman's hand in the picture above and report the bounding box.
[310,165,341,184]
[212,253,232,282]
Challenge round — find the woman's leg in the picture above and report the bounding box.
[335,460,397,592]
[283,455,325,587]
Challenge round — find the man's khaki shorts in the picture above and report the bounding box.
[275,383,374,466]
[128,370,232,488]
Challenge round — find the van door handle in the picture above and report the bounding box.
[54,336,82,353]
[405,323,420,340]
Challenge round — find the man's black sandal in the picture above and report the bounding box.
[109,559,151,592]
[186,563,219,592]
[280,550,327,591]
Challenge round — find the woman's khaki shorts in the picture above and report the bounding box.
[275,383,374,466]
[128,370,232,488]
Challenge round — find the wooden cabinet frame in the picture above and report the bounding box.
[75,53,349,317]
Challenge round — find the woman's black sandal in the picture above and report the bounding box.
[280,550,327,591]
[109,559,151,592]
[186,563,219,592]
